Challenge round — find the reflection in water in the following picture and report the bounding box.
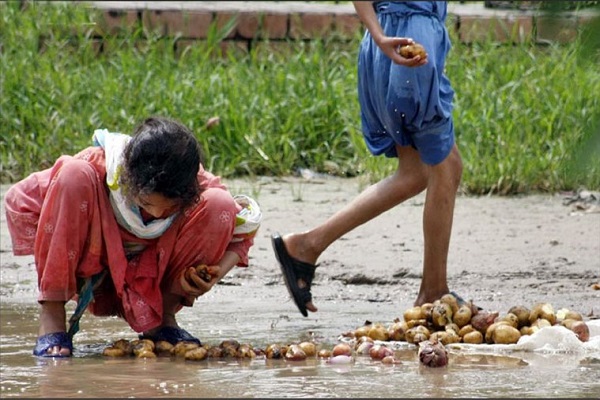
[2,299,600,398]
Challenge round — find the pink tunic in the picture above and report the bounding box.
[4,146,253,332]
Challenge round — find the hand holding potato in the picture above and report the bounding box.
[180,264,221,298]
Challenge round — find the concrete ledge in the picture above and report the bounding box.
[79,1,600,49]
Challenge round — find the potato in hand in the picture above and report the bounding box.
[397,43,427,59]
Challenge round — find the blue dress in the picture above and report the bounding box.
[357,1,455,165]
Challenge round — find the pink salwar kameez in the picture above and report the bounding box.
[5,146,253,332]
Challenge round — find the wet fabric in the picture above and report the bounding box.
[4,146,255,333]
[357,1,455,165]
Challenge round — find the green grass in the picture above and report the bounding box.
[1,1,599,194]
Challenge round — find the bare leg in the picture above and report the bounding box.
[38,301,71,356]
[415,144,463,305]
[282,145,428,312]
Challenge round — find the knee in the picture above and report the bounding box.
[53,160,97,192]
[446,147,463,189]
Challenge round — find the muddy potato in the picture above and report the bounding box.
[406,319,428,329]
[317,349,332,358]
[185,347,208,361]
[171,341,199,357]
[354,325,372,339]
[508,305,531,328]
[529,302,556,325]
[237,344,256,359]
[266,344,283,359]
[445,323,460,336]
[463,330,484,344]
[155,340,174,356]
[440,293,459,314]
[368,325,390,341]
[497,313,519,329]
[298,342,317,357]
[405,325,431,344]
[113,339,134,354]
[388,321,408,341]
[419,303,434,321]
[492,325,521,345]
[207,346,223,358]
[103,346,128,357]
[136,349,157,358]
[403,306,426,322]
[285,344,307,361]
[432,303,453,328]
[453,305,473,328]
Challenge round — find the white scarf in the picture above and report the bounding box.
[93,129,176,239]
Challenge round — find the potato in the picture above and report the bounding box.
[405,325,431,344]
[354,325,371,338]
[185,347,208,361]
[388,321,408,341]
[298,342,317,357]
[420,303,435,321]
[403,306,426,322]
[397,43,427,59]
[463,331,484,344]
[432,302,453,328]
[368,325,390,341]
[406,319,428,329]
[453,305,473,328]
[497,313,519,329]
[485,321,511,344]
[531,318,552,329]
[458,324,476,338]
[520,326,539,336]
[529,302,556,325]
[508,305,531,328]
[556,308,583,322]
[440,293,460,314]
[492,325,521,345]
[103,346,128,357]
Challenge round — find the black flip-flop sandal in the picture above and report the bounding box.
[450,291,483,311]
[271,232,317,317]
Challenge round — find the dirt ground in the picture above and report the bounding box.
[2,176,598,320]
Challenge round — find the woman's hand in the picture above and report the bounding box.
[377,36,428,67]
[180,265,221,298]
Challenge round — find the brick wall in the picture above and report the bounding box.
[84,2,599,55]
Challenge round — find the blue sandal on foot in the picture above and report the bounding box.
[139,326,201,345]
[33,332,73,357]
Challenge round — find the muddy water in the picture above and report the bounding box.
[2,285,599,399]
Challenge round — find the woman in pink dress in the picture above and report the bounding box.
[4,116,262,357]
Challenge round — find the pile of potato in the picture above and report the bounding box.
[340,293,591,346]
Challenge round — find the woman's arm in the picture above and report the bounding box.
[352,1,427,67]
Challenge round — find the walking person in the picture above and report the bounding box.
[272,1,464,317]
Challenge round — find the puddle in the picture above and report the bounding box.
[1,296,599,398]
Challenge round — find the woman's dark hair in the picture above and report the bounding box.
[119,117,204,210]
